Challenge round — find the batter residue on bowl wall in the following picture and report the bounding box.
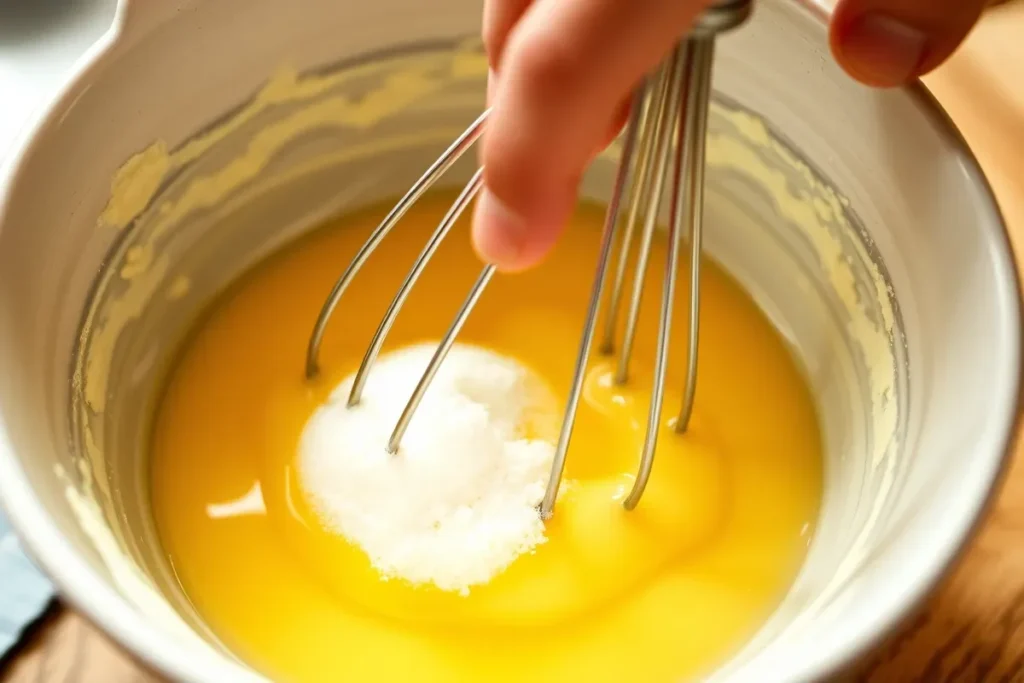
[67,40,899,675]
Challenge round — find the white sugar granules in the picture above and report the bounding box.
[298,342,558,595]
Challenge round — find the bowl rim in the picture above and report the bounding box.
[0,1,1020,682]
[0,8,263,683]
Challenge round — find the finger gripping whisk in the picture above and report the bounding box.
[305,0,753,520]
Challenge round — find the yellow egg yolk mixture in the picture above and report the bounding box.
[150,193,822,682]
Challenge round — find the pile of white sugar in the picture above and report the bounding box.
[298,342,558,594]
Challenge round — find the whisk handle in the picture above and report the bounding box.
[693,0,754,36]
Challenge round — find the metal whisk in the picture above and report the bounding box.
[305,0,753,520]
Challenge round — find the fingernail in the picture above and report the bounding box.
[841,13,928,87]
[472,189,529,270]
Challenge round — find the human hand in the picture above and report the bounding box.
[472,0,991,272]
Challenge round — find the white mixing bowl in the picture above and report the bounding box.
[0,0,1020,681]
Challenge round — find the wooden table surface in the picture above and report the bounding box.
[3,4,1024,681]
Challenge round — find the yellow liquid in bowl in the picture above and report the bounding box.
[151,194,822,682]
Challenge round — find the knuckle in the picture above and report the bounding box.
[482,15,502,61]
[505,29,584,97]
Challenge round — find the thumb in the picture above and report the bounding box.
[830,0,990,87]
[473,0,711,272]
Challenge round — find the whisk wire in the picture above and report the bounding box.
[388,263,497,453]
[305,109,490,380]
[623,43,691,509]
[306,0,752,519]
[538,85,649,520]
[599,74,659,355]
[614,52,686,385]
[348,168,485,408]
[676,37,715,433]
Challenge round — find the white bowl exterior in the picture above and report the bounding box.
[0,0,1018,682]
